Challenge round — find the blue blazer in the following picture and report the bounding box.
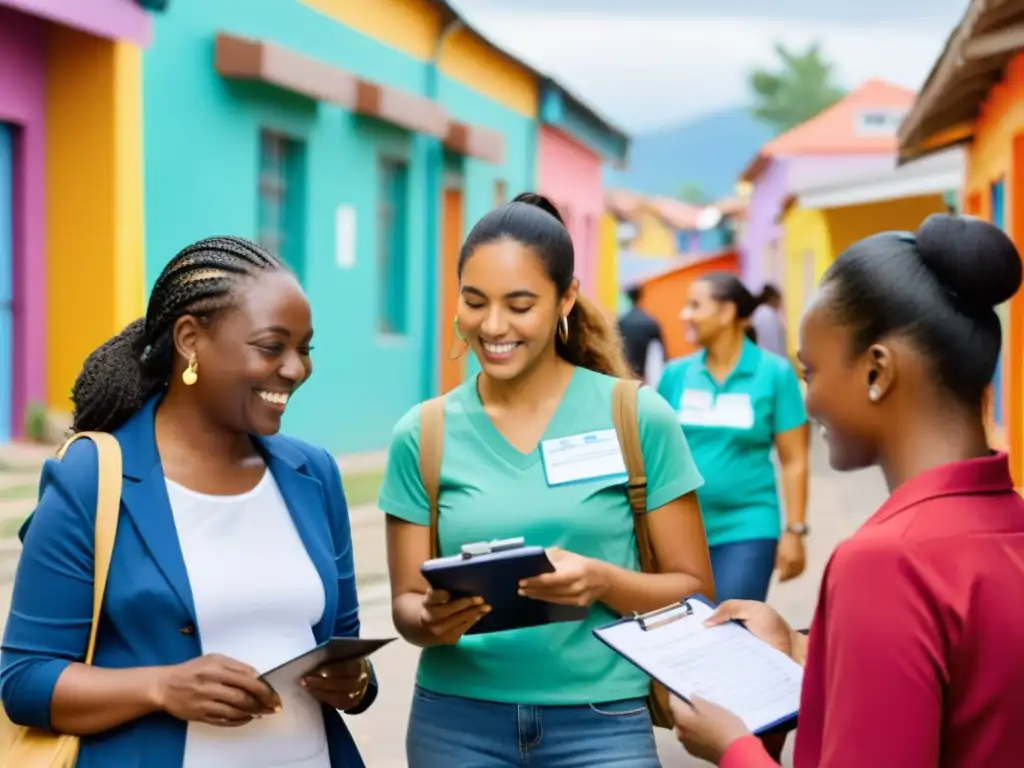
[0,397,377,767]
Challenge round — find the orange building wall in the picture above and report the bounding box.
[962,51,1024,484]
[638,251,740,360]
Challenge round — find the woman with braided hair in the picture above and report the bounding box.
[0,236,376,767]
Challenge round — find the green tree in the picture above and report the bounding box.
[748,41,847,135]
[676,182,706,205]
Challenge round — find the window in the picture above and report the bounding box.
[258,130,306,281]
[494,180,507,207]
[854,108,907,136]
[378,156,410,335]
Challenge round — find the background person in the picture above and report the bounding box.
[381,193,714,767]
[618,284,666,385]
[0,237,377,768]
[658,272,810,602]
[750,282,788,357]
[672,215,1024,768]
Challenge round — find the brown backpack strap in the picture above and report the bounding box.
[419,397,446,559]
[612,379,658,574]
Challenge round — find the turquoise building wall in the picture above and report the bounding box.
[143,0,535,453]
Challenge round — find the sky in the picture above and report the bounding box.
[449,0,971,133]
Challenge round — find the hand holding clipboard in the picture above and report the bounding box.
[594,596,803,736]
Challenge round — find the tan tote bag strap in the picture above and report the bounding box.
[611,379,674,729]
[418,398,446,560]
[56,432,122,666]
[611,379,658,574]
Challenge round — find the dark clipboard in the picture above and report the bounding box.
[420,537,587,635]
[593,594,800,736]
[258,637,395,694]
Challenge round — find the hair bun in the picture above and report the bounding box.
[916,213,1022,309]
[511,192,565,225]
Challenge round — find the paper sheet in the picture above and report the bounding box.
[595,600,803,733]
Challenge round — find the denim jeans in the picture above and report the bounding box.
[709,537,779,602]
[406,685,661,767]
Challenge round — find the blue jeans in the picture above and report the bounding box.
[406,685,661,767]
[709,538,778,602]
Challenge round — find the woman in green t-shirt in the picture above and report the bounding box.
[379,193,714,767]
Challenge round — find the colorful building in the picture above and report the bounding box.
[739,79,917,292]
[605,190,701,258]
[898,0,1024,483]
[141,0,625,454]
[537,78,628,300]
[777,149,961,354]
[0,0,150,441]
[634,249,741,360]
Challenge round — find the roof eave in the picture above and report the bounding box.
[898,0,1024,162]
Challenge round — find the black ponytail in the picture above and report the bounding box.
[70,236,283,433]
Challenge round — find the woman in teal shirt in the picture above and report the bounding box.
[380,193,714,767]
[658,273,809,603]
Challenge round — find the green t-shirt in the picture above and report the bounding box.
[657,340,807,547]
[378,366,704,705]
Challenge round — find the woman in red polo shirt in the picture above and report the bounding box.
[670,213,1024,767]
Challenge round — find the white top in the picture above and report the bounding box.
[167,472,331,768]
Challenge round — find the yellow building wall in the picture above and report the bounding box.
[300,0,538,116]
[47,29,145,412]
[301,0,441,60]
[959,52,1024,482]
[596,211,620,314]
[823,194,949,255]
[780,206,832,355]
[629,211,678,257]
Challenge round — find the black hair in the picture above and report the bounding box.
[71,236,284,433]
[626,285,643,305]
[698,272,766,343]
[760,282,782,303]
[821,213,1022,408]
[458,192,632,378]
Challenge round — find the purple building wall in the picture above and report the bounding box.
[742,157,788,291]
[1,0,150,45]
[0,6,47,432]
[741,153,902,290]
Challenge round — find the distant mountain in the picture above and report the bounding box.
[607,107,776,202]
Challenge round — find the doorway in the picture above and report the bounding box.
[439,169,465,394]
[991,178,1007,433]
[0,124,14,442]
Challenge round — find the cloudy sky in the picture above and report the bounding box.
[449,0,970,133]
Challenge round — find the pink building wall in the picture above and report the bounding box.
[0,0,151,435]
[0,7,47,431]
[538,126,603,298]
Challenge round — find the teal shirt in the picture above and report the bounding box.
[657,340,806,547]
[378,367,704,705]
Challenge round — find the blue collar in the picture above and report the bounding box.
[111,397,335,639]
[116,396,310,481]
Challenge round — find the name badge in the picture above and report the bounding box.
[540,430,627,486]
[681,389,713,410]
[679,392,755,430]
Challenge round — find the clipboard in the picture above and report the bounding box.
[258,636,394,694]
[594,595,802,735]
[421,537,587,635]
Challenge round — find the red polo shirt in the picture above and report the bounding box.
[720,452,1024,767]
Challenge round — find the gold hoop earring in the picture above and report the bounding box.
[448,316,469,360]
[557,315,569,344]
[182,356,199,386]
